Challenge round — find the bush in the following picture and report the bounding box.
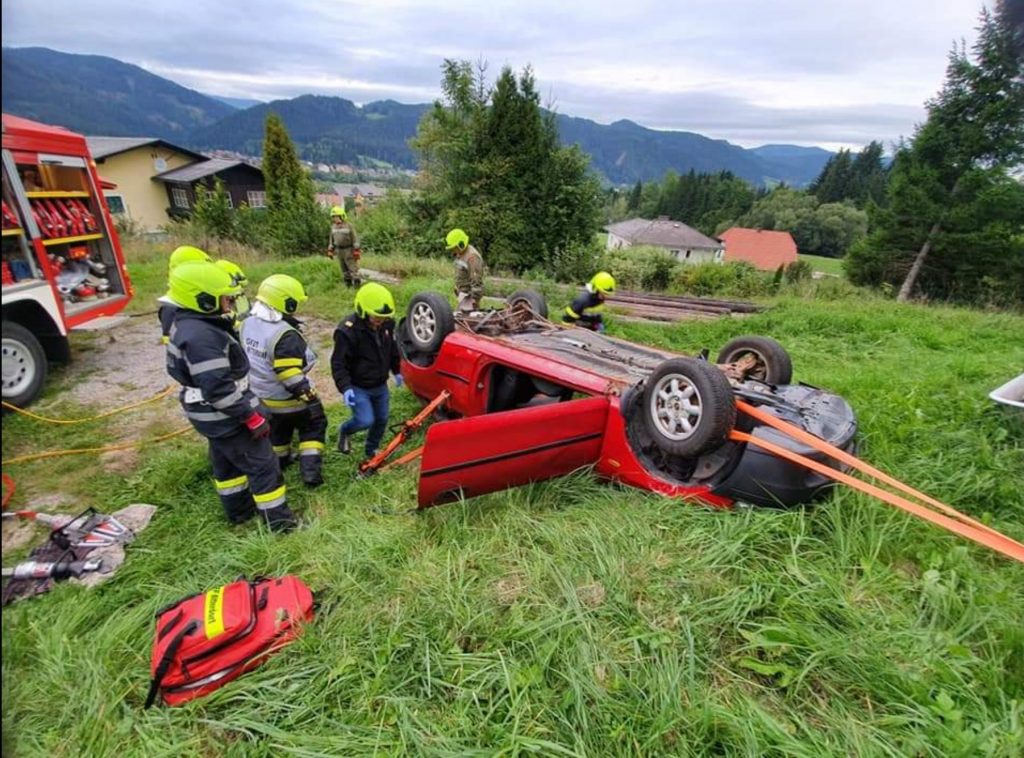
[784,259,813,283]
[674,261,773,297]
[543,240,603,284]
[598,245,679,291]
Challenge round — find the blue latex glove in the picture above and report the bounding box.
[597,322,607,333]
[394,374,404,388]
[343,388,356,407]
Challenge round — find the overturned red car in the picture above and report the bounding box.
[398,290,857,510]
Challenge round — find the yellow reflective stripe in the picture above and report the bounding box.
[160,335,170,344]
[565,306,580,318]
[253,485,286,504]
[298,441,325,451]
[263,397,304,408]
[214,475,248,489]
[272,444,291,454]
[277,367,303,380]
[273,357,304,368]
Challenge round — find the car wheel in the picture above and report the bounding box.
[641,357,735,457]
[2,321,48,408]
[716,335,793,385]
[507,289,548,319]
[407,291,455,353]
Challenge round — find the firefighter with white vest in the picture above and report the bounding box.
[240,274,327,488]
[165,261,297,532]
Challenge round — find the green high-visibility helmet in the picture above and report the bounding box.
[168,261,240,313]
[256,274,307,315]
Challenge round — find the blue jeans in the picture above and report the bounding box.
[340,384,390,456]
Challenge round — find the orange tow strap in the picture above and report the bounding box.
[357,392,450,478]
[378,446,424,474]
[732,400,1024,564]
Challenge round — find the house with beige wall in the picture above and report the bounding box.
[86,137,206,233]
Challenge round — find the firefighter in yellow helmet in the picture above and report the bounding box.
[326,204,361,287]
[157,246,212,344]
[215,259,251,323]
[446,228,484,312]
[330,282,403,457]
[164,261,297,532]
[240,274,327,487]
[563,272,615,332]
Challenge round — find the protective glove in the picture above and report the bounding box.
[326,248,335,259]
[394,374,404,388]
[597,322,607,333]
[343,388,356,407]
[244,412,271,440]
[353,248,362,260]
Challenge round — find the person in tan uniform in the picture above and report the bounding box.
[446,228,484,312]
[326,205,361,287]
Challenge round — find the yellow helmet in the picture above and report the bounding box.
[256,274,307,315]
[168,245,210,270]
[168,261,241,314]
[354,282,396,319]
[215,259,247,288]
[446,228,469,251]
[331,205,347,219]
[588,271,616,296]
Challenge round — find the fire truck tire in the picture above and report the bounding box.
[641,357,735,457]
[507,289,548,319]
[2,321,48,409]
[716,335,793,385]
[406,291,454,354]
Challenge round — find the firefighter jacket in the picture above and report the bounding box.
[166,309,261,438]
[330,312,400,393]
[328,222,358,255]
[563,289,604,325]
[240,305,317,413]
[454,245,484,301]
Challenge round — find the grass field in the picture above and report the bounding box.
[798,254,845,277]
[3,245,1023,756]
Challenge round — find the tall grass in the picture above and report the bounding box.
[3,246,1023,756]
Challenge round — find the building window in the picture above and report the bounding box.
[224,192,234,209]
[684,250,692,260]
[105,194,127,215]
[171,187,190,209]
[247,191,266,208]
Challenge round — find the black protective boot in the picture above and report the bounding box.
[337,428,352,454]
[262,504,298,533]
[223,493,257,525]
[299,455,324,488]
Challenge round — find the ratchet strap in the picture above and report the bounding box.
[357,391,450,478]
[732,400,1024,564]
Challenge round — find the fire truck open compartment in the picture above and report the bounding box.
[2,114,133,407]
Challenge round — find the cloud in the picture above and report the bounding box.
[2,0,984,149]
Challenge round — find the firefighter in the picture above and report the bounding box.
[165,260,297,533]
[563,271,616,332]
[240,274,327,488]
[215,259,251,324]
[326,205,361,287]
[157,245,210,344]
[446,228,484,312]
[331,282,403,458]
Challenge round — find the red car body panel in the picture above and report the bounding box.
[404,330,735,509]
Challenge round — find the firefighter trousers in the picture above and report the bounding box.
[338,251,361,287]
[269,407,327,485]
[210,429,286,524]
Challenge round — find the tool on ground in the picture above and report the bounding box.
[2,557,103,580]
[145,575,315,707]
[3,507,134,549]
[356,391,450,479]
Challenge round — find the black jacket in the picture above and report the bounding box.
[166,309,260,438]
[330,313,400,393]
[563,289,604,325]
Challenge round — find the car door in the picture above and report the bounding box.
[417,395,610,508]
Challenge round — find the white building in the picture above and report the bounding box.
[606,217,724,264]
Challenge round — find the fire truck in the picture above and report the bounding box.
[2,114,134,407]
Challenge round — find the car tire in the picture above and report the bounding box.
[641,357,736,457]
[406,291,455,354]
[716,335,793,385]
[2,321,48,409]
[507,289,548,319]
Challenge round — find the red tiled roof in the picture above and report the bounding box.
[720,227,798,270]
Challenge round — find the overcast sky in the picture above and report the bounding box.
[2,0,989,151]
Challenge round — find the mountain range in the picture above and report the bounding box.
[1,47,834,187]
